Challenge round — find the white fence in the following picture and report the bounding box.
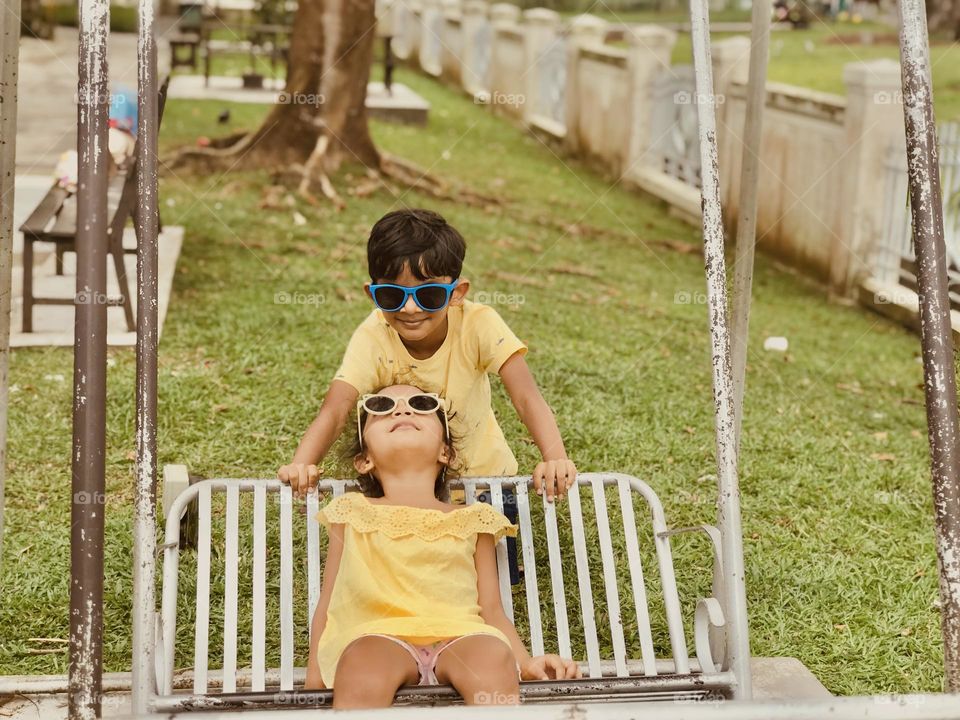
[875,122,960,305]
[388,2,915,298]
[648,65,701,188]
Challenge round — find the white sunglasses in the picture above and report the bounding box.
[356,392,450,449]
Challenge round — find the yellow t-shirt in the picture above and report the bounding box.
[314,493,518,687]
[332,300,527,476]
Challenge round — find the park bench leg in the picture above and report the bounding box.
[55,244,65,275]
[111,232,136,332]
[22,238,34,333]
[204,44,211,87]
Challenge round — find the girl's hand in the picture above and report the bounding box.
[278,462,321,498]
[532,459,578,502]
[520,654,582,681]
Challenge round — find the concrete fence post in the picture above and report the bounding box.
[626,25,677,174]
[522,8,562,126]
[833,59,905,295]
[564,13,608,153]
[461,0,489,95]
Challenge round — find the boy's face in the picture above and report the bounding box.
[365,264,470,345]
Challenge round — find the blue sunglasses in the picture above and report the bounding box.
[369,279,460,312]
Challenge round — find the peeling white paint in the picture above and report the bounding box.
[898,0,960,691]
[687,0,751,700]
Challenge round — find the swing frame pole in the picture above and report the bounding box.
[131,0,161,712]
[896,0,960,691]
[70,0,111,717]
[687,0,752,699]
[730,0,771,452]
[0,0,20,571]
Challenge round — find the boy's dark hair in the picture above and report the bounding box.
[367,209,466,282]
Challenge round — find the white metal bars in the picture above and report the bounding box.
[131,0,161,712]
[160,480,299,695]
[159,473,724,700]
[687,0,753,699]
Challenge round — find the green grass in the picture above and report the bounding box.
[0,66,948,694]
[668,20,960,120]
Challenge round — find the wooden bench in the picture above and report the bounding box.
[201,21,290,88]
[170,34,202,71]
[170,2,204,71]
[17,78,169,333]
[152,473,737,711]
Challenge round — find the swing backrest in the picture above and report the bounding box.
[157,472,731,705]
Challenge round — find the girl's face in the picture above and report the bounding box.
[356,385,449,475]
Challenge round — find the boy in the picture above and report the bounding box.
[278,208,576,500]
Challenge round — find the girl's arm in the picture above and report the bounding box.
[475,533,532,667]
[499,353,577,501]
[304,522,345,689]
[475,534,580,680]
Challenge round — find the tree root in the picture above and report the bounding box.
[376,152,502,208]
[167,133,506,212]
[167,130,261,169]
[297,135,345,210]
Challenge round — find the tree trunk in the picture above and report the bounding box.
[317,0,380,171]
[172,0,379,174]
[172,0,474,206]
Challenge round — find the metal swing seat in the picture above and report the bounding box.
[151,473,739,711]
[147,2,754,710]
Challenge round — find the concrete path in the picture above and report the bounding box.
[16,27,171,174]
[13,25,181,346]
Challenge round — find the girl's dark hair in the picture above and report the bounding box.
[367,209,466,282]
[346,392,460,501]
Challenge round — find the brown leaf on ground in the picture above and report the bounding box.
[836,382,864,394]
[871,453,896,462]
[331,243,357,261]
[258,184,287,210]
[490,271,547,288]
[293,241,322,257]
[550,263,600,278]
[653,239,702,255]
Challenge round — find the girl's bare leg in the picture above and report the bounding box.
[332,635,420,709]
[434,635,520,706]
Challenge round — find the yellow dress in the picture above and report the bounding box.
[314,493,519,688]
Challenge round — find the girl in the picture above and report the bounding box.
[304,384,580,708]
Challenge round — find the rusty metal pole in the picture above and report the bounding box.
[131,0,160,711]
[730,0,771,452]
[0,0,20,570]
[70,0,110,717]
[688,0,752,699]
[897,0,960,692]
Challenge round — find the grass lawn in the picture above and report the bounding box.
[668,19,960,121]
[0,66,947,695]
